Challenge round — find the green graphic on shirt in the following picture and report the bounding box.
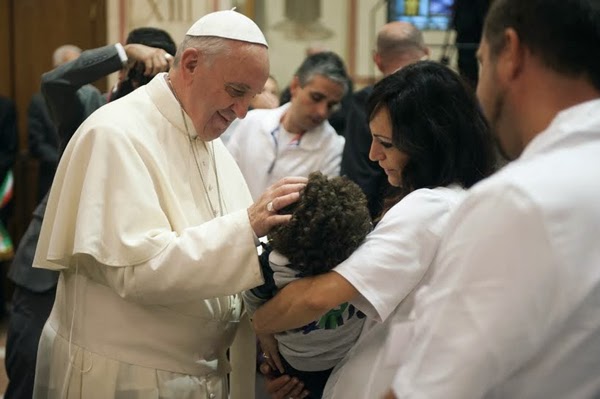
[300,302,365,334]
[317,303,348,330]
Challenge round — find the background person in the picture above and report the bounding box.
[226,51,348,201]
[28,44,82,201]
[250,75,280,110]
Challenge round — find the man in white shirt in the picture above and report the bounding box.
[386,0,600,398]
[226,51,348,200]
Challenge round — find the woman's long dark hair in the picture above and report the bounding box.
[367,61,497,214]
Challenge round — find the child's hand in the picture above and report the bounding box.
[257,333,284,374]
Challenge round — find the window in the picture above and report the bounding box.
[388,0,454,30]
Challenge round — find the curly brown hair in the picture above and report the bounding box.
[268,172,372,276]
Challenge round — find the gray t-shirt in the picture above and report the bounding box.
[243,249,365,372]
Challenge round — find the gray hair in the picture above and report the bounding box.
[52,44,82,67]
[295,51,349,94]
[174,36,262,66]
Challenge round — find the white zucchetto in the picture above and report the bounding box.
[186,9,268,47]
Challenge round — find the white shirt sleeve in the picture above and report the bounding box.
[391,184,561,399]
[334,188,459,322]
[114,43,128,65]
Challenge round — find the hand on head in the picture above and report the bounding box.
[248,176,308,237]
[123,43,173,77]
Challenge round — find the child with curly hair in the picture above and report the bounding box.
[242,171,372,398]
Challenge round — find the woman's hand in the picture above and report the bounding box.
[253,272,359,334]
[260,363,309,399]
[257,333,284,374]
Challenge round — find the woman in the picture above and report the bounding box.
[253,61,498,399]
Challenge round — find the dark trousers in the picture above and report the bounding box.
[5,285,56,399]
[279,355,333,399]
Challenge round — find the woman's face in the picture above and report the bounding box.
[368,106,409,187]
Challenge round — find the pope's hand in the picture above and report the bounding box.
[248,176,307,238]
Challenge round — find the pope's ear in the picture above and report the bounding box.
[179,47,200,77]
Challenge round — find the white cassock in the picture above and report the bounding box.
[32,73,263,399]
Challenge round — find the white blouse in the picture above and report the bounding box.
[323,185,467,399]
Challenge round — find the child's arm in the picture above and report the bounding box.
[252,271,358,334]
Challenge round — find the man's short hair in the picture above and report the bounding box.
[295,51,350,94]
[484,0,600,90]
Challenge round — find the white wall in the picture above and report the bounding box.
[261,0,348,90]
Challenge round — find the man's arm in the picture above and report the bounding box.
[41,43,172,148]
[41,44,123,147]
[252,271,358,334]
[27,94,59,164]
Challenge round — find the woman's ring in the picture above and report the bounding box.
[262,352,270,359]
[266,201,274,212]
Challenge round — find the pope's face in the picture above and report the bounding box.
[186,42,269,141]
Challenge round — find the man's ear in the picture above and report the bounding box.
[422,47,431,60]
[290,76,301,98]
[373,52,384,73]
[497,28,525,84]
[179,47,200,79]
